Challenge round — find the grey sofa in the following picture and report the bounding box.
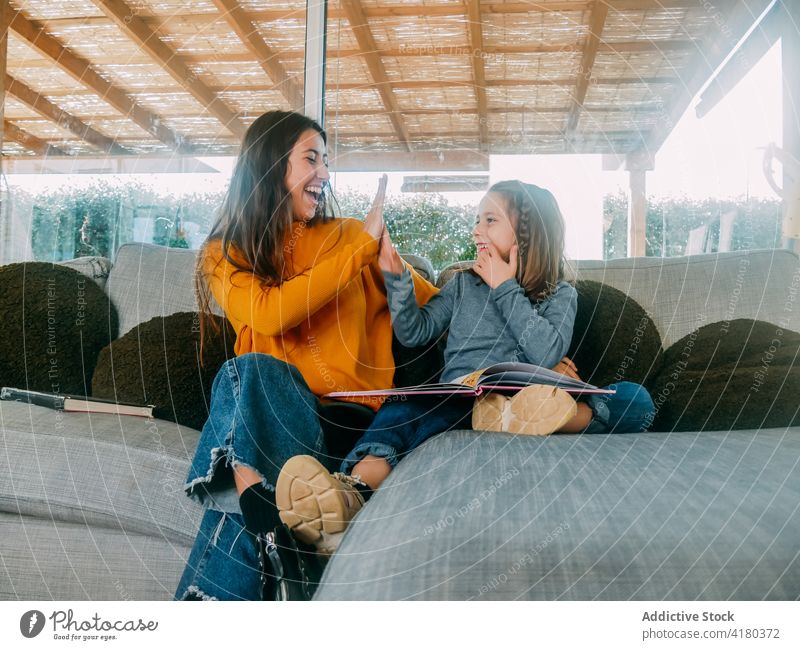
[1,243,798,600]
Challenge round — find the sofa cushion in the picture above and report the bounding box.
[0,400,203,543]
[106,243,222,337]
[574,249,800,348]
[107,243,438,338]
[0,513,190,600]
[568,280,663,388]
[315,427,800,600]
[59,255,113,291]
[400,253,435,283]
[438,250,800,349]
[92,312,235,431]
[649,319,800,431]
[0,262,118,395]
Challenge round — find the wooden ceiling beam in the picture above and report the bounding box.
[327,104,661,116]
[11,39,698,68]
[209,0,302,110]
[32,76,675,98]
[90,0,246,138]
[39,0,732,27]
[331,76,675,90]
[329,129,639,138]
[330,149,489,172]
[565,0,609,138]
[339,0,412,150]
[5,74,131,155]
[3,119,67,156]
[9,10,191,152]
[466,0,489,150]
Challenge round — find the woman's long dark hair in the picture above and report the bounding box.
[195,110,336,360]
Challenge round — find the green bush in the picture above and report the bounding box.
[19,180,221,262]
[604,191,782,259]
[335,190,477,270]
[13,179,783,267]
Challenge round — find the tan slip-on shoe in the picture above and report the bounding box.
[472,384,577,435]
[276,455,365,555]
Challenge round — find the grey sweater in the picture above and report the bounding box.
[384,268,578,383]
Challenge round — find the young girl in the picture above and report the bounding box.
[276,180,656,553]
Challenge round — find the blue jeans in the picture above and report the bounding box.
[341,381,655,475]
[341,395,474,474]
[176,352,362,601]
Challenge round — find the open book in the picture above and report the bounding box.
[325,362,615,398]
[0,387,154,418]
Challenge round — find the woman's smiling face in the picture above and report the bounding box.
[285,128,330,221]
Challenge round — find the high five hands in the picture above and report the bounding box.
[473,242,519,289]
[364,175,404,275]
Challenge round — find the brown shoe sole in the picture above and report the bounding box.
[276,455,356,546]
[472,384,577,435]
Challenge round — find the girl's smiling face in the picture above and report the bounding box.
[284,128,330,221]
[473,191,518,261]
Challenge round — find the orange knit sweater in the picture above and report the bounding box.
[202,218,438,409]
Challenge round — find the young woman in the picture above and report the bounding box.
[276,181,656,554]
[175,110,437,600]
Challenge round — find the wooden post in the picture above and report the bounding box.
[627,170,647,257]
[783,0,800,254]
[625,151,654,257]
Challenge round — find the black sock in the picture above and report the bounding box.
[354,482,374,502]
[239,483,281,535]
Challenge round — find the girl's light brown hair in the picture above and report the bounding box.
[194,110,337,362]
[488,180,574,302]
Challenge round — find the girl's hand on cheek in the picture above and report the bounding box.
[473,243,518,288]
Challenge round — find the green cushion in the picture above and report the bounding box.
[92,312,235,431]
[567,280,663,388]
[649,319,800,431]
[0,262,118,395]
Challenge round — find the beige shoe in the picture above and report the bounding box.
[276,455,365,555]
[472,384,577,435]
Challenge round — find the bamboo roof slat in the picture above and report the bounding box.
[382,56,474,82]
[3,98,40,119]
[1,0,769,160]
[10,1,103,21]
[483,53,582,80]
[324,87,385,109]
[481,10,588,48]
[324,19,361,51]
[127,1,218,13]
[326,57,375,87]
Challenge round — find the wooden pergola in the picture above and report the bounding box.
[0,0,796,255]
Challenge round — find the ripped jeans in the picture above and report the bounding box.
[175,352,368,601]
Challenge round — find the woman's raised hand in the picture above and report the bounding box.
[364,174,388,241]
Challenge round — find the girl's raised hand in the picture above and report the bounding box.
[473,242,518,289]
[364,174,388,241]
[378,225,405,275]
